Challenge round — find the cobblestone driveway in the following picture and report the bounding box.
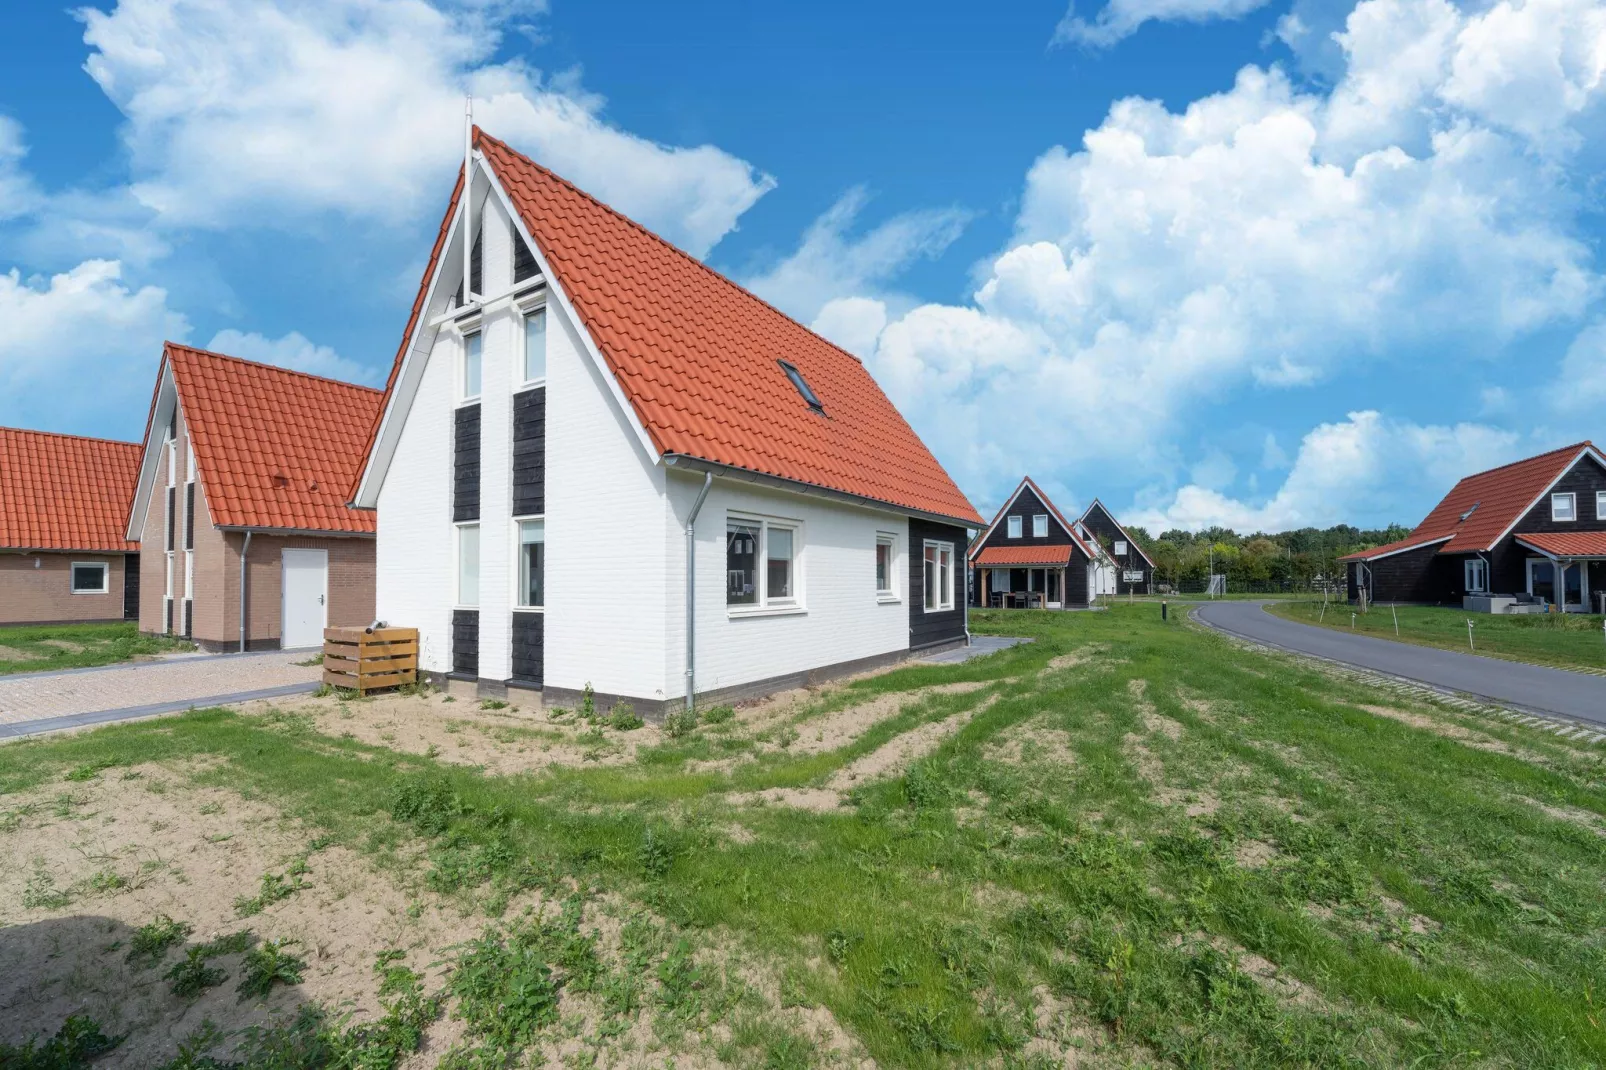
[0,652,321,737]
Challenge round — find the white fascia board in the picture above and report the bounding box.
[482,168,663,468]
[1081,497,1156,567]
[126,364,177,541]
[1356,535,1453,561]
[1486,446,1606,551]
[969,477,1032,560]
[353,179,471,508]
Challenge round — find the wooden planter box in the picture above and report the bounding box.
[322,627,418,695]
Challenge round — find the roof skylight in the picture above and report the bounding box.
[778,360,824,413]
[1459,501,1480,522]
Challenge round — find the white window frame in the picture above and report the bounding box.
[1597,490,1606,522]
[513,516,545,611]
[455,522,480,608]
[1007,515,1022,539]
[518,300,548,387]
[922,539,955,613]
[69,561,109,595]
[1464,557,1487,593]
[1552,492,1577,522]
[459,325,483,404]
[186,442,196,483]
[875,532,899,602]
[1114,539,1128,556]
[727,512,805,617]
[1032,514,1048,538]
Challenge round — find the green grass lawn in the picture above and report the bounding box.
[4,606,1605,1067]
[0,621,194,675]
[1268,598,1606,674]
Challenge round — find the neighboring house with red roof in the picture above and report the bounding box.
[126,344,382,651]
[1078,498,1156,596]
[351,129,982,714]
[966,477,1111,609]
[0,427,141,625]
[1340,442,1606,612]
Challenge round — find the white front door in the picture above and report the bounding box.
[281,549,328,649]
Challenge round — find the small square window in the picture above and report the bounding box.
[1114,540,1127,556]
[1007,516,1022,539]
[522,306,547,383]
[876,535,896,597]
[517,520,544,608]
[1596,490,1606,521]
[462,332,483,400]
[457,523,480,606]
[1552,492,1576,522]
[1032,514,1047,538]
[70,562,108,594]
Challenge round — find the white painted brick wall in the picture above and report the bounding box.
[477,194,515,681]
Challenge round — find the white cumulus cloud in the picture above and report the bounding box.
[0,260,188,438]
[76,0,774,256]
[1130,411,1523,531]
[1054,0,1276,48]
[863,0,1606,507]
[206,328,381,386]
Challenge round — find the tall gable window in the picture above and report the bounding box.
[1032,514,1047,538]
[456,523,480,607]
[462,332,483,401]
[778,361,824,413]
[1464,558,1487,593]
[876,534,896,599]
[517,520,544,608]
[1552,492,1576,522]
[522,306,547,383]
[1007,516,1022,539]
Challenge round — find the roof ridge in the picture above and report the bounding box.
[476,129,868,368]
[165,341,384,395]
[0,425,141,449]
[1455,441,1592,483]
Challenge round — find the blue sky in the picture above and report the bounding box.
[2,0,1603,531]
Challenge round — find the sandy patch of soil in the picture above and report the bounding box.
[234,690,672,775]
[37,639,87,654]
[1040,644,1108,675]
[0,645,35,662]
[985,716,1078,768]
[0,759,511,1067]
[1520,797,1606,837]
[1233,838,1278,868]
[826,694,1000,790]
[724,788,845,813]
[1143,711,1184,741]
[1358,704,1530,760]
[778,681,992,761]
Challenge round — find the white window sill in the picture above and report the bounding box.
[456,397,482,408]
[513,606,544,613]
[71,590,109,596]
[727,604,807,620]
[877,594,901,604]
[516,378,547,391]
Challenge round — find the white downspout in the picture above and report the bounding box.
[238,530,253,653]
[684,472,714,714]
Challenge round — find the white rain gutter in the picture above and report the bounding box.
[239,530,253,653]
[683,471,714,714]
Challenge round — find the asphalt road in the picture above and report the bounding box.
[1194,600,1606,726]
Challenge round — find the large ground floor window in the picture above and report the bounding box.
[517,519,544,608]
[923,540,954,612]
[727,516,800,610]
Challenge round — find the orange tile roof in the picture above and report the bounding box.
[1406,443,1593,554]
[357,130,981,526]
[1514,532,1606,557]
[0,427,140,552]
[165,344,382,534]
[1337,534,1451,563]
[973,545,1079,567]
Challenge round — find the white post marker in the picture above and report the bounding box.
[1351,612,1356,630]
[1392,605,1399,636]
[1467,619,1475,652]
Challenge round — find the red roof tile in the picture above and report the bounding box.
[1514,532,1606,557]
[0,427,140,552]
[357,131,981,526]
[1337,534,1452,563]
[166,344,382,534]
[1404,443,1594,554]
[973,545,1079,567]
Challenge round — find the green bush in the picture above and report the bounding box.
[389,774,466,836]
[609,701,644,731]
[700,704,735,725]
[128,915,193,967]
[663,707,698,739]
[0,1014,119,1069]
[238,939,307,1001]
[166,947,227,998]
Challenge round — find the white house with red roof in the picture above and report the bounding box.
[966,477,1115,609]
[126,344,383,651]
[0,427,141,626]
[351,129,982,715]
[1340,441,1606,612]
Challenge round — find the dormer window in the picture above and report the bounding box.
[779,361,824,413]
[1007,516,1022,539]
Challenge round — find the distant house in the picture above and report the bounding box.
[1340,441,1606,612]
[350,129,981,713]
[126,344,382,650]
[1079,498,1154,595]
[0,427,141,626]
[967,477,1105,609]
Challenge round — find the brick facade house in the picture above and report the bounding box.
[126,344,381,651]
[0,427,141,626]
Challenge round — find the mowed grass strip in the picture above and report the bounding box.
[0,621,194,675]
[3,606,1604,1067]
[1269,597,1606,674]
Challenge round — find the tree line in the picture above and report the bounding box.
[1121,523,1412,592]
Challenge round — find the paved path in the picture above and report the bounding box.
[920,635,1032,664]
[1195,600,1606,726]
[0,651,322,738]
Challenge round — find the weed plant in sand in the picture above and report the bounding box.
[2,606,1605,1067]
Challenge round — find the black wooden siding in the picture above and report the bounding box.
[123,553,140,620]
[512,387,545,517]
[185,483,195,550]
[452,609,479,677]
[1064,555,1091,608]
[910,518,968,649]
[513,232,538,283]
[1489,454,1606,596]
[974,485,1075,555]
[511,612,543,684]
[453,403,481,522]
[1079,502,1149,594]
